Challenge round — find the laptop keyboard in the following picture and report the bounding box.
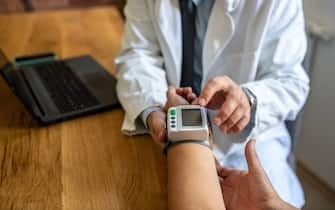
[35,61,100,113]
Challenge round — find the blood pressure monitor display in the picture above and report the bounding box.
[167,105,209,141]
[182,109,202,127]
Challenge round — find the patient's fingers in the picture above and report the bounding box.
[184,87,193,95]
[176,87,191,97]
[176,87,197,103]
[176,87,191,96]
[176,87,184,95]
[186,92,197,102]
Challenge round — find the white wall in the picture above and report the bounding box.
[296,0,335,190]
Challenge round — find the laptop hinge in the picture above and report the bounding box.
[0,64,15,87]
[11,70,45,117]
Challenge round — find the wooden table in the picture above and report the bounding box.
[0,7,167,210]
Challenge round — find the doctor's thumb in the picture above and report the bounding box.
[245,139,266,176]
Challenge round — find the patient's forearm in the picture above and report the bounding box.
[167,143,226,210]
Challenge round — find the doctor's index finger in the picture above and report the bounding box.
[198,76,232,106]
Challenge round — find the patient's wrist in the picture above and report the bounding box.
[167,138,225,210]
[164,139,211,155]
[167,141,212,158]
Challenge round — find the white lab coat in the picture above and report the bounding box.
[115,0,309,208]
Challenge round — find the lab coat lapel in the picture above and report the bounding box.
[155,0,182,85]
[203,0,239,76]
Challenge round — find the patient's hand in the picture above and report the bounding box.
[176,87,197,104]
[148,87,196,148]
[164,86,195,111]
[147,110,167,147]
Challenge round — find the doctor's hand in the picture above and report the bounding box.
[193,76,251,135]
[217,139,298,210]
[147,87,191,147]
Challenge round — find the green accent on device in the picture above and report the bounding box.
[170,109,176,115]
[14,52,57,67]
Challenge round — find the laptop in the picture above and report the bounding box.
[0,50,119,125]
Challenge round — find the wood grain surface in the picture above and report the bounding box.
[0,0,25,13]
[0,7,167,210]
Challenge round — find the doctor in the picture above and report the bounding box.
[115,0,309,208]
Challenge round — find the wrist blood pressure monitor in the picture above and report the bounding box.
[167,105,209,142]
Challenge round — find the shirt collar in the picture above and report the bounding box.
[192,0,202,6]
[224,0,240,12]
[192,0,240,12]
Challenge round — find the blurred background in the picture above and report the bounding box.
[0,0,334,209]
[0,0,126,13]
